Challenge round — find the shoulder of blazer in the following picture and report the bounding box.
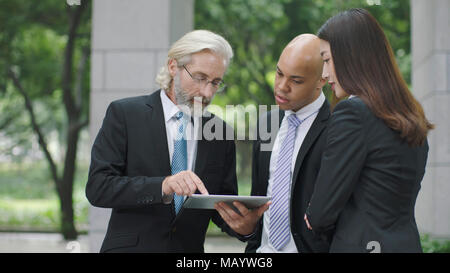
[144,89,163,109]
[102,92,157,122]
[108,92,155,108]
[333,96,368,117]
[103,91,159,116]
[330,97,369,143]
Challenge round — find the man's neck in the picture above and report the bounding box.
[165,86,177,104]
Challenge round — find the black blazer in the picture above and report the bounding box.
[86,90,240,253]
[246,100,332,253]
[306,97,428,253]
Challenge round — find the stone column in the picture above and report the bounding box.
[89,0,193,252]
[412,0,450,239]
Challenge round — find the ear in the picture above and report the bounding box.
[168,58,178,78]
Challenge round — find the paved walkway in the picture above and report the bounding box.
[0,232,246,253]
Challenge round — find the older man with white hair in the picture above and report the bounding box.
[86,30,266,252]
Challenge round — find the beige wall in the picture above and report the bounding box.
[412,0,450,239]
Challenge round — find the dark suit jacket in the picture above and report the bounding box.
[306,97,428,253]
[245,100,332,253]
[86,90,240,253]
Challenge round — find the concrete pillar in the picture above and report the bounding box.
[88,0,193,252]
[412,0,450,239]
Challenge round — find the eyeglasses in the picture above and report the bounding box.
[182,65,227,92]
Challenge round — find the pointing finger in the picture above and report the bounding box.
[189,171,209,195]
[184,176,197,195]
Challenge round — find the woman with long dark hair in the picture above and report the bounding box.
[304,8,433,253]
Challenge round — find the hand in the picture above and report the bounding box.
[304,214,312,230]
[214,201,271,236]
[162,170,209,196]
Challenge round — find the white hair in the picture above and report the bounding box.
[155,30,233,91]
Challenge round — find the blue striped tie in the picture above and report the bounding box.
[172,111,188,214]
[269,114,301,250]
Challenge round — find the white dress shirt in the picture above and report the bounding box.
[257,92,325,253]
[160,90,199,202]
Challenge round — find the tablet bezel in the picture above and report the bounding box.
[183,194,271,210]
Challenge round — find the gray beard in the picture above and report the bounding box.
[173,74,213,118]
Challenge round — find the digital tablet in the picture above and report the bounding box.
[183,194,271,211]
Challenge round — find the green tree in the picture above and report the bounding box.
[0,0,91,239]
[196,0,411,105]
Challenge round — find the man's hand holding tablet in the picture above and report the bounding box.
[182,194,272,236]
[215,200,271,236]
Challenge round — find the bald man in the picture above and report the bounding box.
[245,34,332,252]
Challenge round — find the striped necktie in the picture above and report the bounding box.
[269,113,302,250]
[172,111,188,214]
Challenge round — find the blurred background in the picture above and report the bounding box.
[0,0,449,253]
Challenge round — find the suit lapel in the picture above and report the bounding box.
[290,100,330,193]
[145,90,171,176]
[194,116,209,175]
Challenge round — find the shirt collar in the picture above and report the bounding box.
[160,90,181,122]
[285,91,325,120]
[161,90,196,125]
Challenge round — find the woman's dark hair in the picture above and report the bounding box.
[318,8,433,146]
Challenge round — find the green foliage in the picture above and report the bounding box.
[12,25,65,96]
[196,0,411,107]
[196,0,289,107]
[0,161,89,232]
[421,234,450,253]
[0,0,90,162]
[0,161,55,199]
